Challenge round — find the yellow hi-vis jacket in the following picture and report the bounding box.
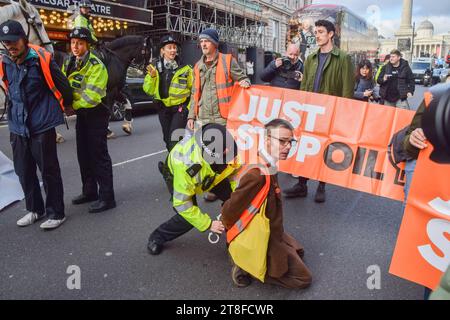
[73,14,98,42]
[62,52,107,110]
[168,133,240,231]
[143,63,193,109]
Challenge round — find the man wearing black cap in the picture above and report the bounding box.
[147,123,241,255]
[187,28,250,202]
[143,35,193,152]
[0,20,72,230]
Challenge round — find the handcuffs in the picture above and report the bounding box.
[208,214,222,244]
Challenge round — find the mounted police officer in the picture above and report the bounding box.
[73,0,97,43]
[147,124,241,255]
[143,35,193,152]
[0,20,72,229]
[62,27,116,213]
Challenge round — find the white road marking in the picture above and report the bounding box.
[113,150,167,167]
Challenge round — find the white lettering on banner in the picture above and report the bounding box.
[417,198,450,272]
[239,95,325,132]
[292,135,322,162]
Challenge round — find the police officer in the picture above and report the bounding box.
[143,35,193,152]
[147,124,241,255]
[62,27,116,213]
[0,20,72,229]
[73,0,97,43]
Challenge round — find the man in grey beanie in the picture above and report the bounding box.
[187,28,250,202]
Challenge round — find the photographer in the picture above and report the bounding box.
[260,44,303,90]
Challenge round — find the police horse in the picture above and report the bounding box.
[0,0,153,138]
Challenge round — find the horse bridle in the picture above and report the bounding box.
[129,36,152,71]
[19,5,53,48]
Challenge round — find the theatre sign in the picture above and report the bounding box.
[24,0,153,25]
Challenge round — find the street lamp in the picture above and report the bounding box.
[411,21,415,58]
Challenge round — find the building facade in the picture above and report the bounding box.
[380,20,450,61]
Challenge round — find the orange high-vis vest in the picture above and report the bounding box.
[0,44,65,112]
[193,53,235,119]
[226,164,271,244]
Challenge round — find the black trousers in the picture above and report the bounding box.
[298,177,326,186]
[76,107,115,202]
[158,103,188,152]
[149,175,232,246]
[10,129,65,219]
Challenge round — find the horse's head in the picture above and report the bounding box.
[0,0,53,54]
[134,36,153,67]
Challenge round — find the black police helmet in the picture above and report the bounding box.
[79,0,93,8]
[194,124,238,171]
[68,27,94,44]
[422,87,450,164]
[0,20,27,42]
[160,35,179,49]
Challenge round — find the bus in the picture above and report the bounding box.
[288,4,379,64]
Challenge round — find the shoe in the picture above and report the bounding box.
[72,194,98,205]
[314,183,326,203]
[107,128,115,139]
[147,240,163,255]
[122,122,133,135]
[283,182,308,198]
[231,264,252,288]
[40,218,66,230]
[88,200,117,213]
[17,212,44,227]
[56,132,65,144]
[203,192,218,202]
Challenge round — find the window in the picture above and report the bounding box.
[271,19,280,52]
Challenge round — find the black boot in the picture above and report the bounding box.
[88,200,117,213]
[147,240,163,255]
[314,182,326,203]
[72,194,98,205]
[283,180,308,198]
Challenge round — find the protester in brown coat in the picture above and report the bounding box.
[221,119,312,289]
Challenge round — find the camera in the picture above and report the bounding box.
[281,57,292,69]
[422,85,450,164]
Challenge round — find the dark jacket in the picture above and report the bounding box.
[260,59,304,90]
[301,47,355,98]
[377,59,415,101]
[222,168,312,288]
[354,77,378,101]
[2,48,72,137]
[403,83,450,159]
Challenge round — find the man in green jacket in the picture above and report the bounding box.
[284,19,355,203]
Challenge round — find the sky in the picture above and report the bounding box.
[312,0,450,38]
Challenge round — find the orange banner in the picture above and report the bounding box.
[227,86,415,201]
[389,147,450,289]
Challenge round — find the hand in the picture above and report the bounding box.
[210,220,225,234]
[409,128,428,149]
[239,80,251,89]
[407,92,413,99]
[146,64,157,78]
[187,119,195,131]
[383,75,389,82]
[275,58,283,68]
[363,90,373,97]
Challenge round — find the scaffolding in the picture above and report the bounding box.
[145,0,267,48]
